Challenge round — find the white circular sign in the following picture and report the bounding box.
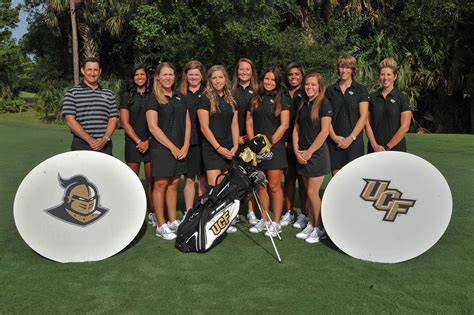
[321,151,452,263]
[14,151,147,263]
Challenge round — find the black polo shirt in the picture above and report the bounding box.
[368,87,411,151]
[285,87,304,143]
[198,93,236,148]
[119,90,152,142]
[325,79,368,137]
[184,86,205,146]
[233,84,255,136]
[62,81,118,138]
[146,91,187,148]
[249,92,291,150]
[297,98,333,149]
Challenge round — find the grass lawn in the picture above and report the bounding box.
[1,112,473,313]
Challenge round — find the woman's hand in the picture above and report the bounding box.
[177,146,189,160]
[217,146,234,160]
[295,150,307,165]
[238,135,248,145]
[373,144,385,152]
[136,139,149,154]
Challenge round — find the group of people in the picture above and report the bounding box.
[62,55,412,244]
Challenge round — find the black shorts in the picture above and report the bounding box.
[327,137,364,170]
[71,136,112,155]
[124,138,150,163]
[184,145,204,176]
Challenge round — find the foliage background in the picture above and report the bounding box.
[1,0,473,132]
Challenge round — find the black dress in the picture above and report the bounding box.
[296,98,332,177]
[198,93,236,171]
[325,79,369,169]
[119,91,152,163]
[233,84,255,154]
[147,92,188,177]
[184,87,205,176]
[250,92,291,170]
[367,87,411,152]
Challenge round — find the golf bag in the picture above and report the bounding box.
[175,134,272,253]
[175,163,254,252]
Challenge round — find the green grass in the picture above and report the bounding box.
[1,116,473,313]
[19,91,37,102]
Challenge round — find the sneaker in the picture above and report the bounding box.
[156,224,177,240]
[296,223,314,239]
[247,211,258,225]
[305,228,320,243]
[264,222,282,237]
[226,225,238,233]
[148,212,157,227]
[280,210,294,227]
[249,220,267,233]
[316,227,327,240]
[293,214,308,229]
[168,219,181,232]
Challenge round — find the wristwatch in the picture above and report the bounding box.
[351,134,356,141]
[104,135,111,142]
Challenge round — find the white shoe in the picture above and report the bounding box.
[148,212,157,227]
[280,210,294,226]
[226,225,237,233]
[167,219,181,232]
[305,228,320,243]
[156,224,176,240]
[249,220,267,233]
[316,227,327,240]
[264,222,282,237]
[293,214,308,228]
[296,223,314,239]
[247,211,258,225]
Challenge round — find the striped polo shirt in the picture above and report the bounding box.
[62,81,119,138]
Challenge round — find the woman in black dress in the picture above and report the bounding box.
[197,65,239,187]
[366,58,412,152]
[119,64,153,215]
[293,73,332,244]
[325,55,369,175]
[282,62,308,229]
[247,67,290,237]
[231,58,260,225]
[180,60,207,214]
[146,62,191,240]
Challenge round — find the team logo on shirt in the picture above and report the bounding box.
[248,90,254,94]
[348,90,354,95]
[45,174,109,226]
[270,99,274,103]
[360,179,416,222]
[390,99,396,103]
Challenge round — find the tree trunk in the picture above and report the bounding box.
[70,0,80,85]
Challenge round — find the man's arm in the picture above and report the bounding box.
[64,115,94,147]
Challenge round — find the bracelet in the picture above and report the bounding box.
[104,135,110,142]
[216,146,221,151]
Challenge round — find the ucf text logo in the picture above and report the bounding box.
[360,179,416,222]
[210,210,231,235]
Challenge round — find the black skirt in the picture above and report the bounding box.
[124,138,151,163]
[184,145,204,176]
[297,145,330,177]
[150,144,186,178]
[201,142,233,171]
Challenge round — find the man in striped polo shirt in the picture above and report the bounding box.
[62,57,119,155]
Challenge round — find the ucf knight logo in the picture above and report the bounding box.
[360,179,416,222]
[45,174,109,226]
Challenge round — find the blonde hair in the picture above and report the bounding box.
[231,58,259,95]
[153,62,176,104]
[337,54,357,76]
[298,73,325,123]
[379,57,398,75]
[180,60,206,96]
[205,65,236,114]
